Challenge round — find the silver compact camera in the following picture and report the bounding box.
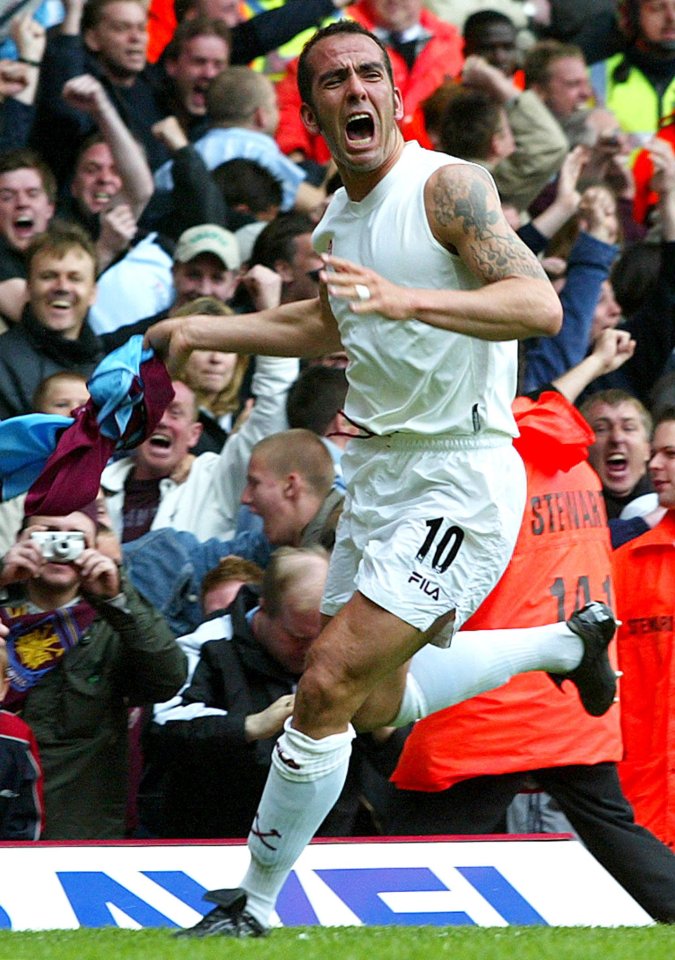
[30,531,86,563]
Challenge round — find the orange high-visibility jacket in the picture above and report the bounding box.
[613,510,675,849]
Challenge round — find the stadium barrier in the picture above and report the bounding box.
[0,835,653,929]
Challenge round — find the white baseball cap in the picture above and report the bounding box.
[173,224,241,270]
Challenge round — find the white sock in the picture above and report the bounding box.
[394,622,583,725]
[241,719,355,927]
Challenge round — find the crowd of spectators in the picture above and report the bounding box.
[0,0,674,922]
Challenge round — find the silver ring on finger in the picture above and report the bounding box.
[354,283,371,302]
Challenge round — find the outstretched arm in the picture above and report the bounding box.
[9,14,46,106]
[552,328,635,404]
[323,163,562,341]
[62,74,154,219]
[144,289,342,374]
[529,144,587,241]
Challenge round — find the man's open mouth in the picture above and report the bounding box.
[14,214,34,233]
[605,453,628,478]
[149,433,172,449]
[49,298,72,311]
[191,86,208,110]
[346,113,375,143]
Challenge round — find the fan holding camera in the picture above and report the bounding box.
[0,506,121,614]
[0,502,186,839]
[29,530,86,563]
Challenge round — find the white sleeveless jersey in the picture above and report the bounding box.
[313,141,518,439]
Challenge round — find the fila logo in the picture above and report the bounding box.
[408,571,441,600]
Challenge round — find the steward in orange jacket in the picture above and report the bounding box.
[613,509,675,850]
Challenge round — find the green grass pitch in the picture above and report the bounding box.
[0,925,673,960]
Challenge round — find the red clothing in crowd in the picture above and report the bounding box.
[613,509,675,849]
[146,0,177,63]
[632,113,675,224]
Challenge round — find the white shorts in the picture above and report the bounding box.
[321,434,526,647]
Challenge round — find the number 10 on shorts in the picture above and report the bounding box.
[416,518,465,573]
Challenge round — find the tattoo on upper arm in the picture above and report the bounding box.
[431,166,547,282]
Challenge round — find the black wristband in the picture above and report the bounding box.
[17,56,41,67]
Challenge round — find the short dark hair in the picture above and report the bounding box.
[81,0,146,32]
[164,15,231,60]
[25,220,98,276]
[212,158,282,214]
[174,0,197,20]
[464,10,516,43]
[653,405,675,430]
[73,132,107,169]
[650,372,675,423]
[73,131,148,184]
[249,212,316,269]
[297,20,393,108]
[0,148,57,203]
[420,80,457,145]
[610,241,661,318]
[286,365,348,436]
[440,87,503,160]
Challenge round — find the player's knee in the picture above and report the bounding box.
[298,648,354,718]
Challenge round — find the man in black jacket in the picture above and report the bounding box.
[31,0,169,183]
[31,0,346,186]
[145,546,364,838]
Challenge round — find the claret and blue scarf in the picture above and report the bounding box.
[0,338,173,698]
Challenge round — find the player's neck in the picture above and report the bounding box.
[340,138,405,202]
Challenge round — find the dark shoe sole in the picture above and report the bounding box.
[549,601,618,717]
